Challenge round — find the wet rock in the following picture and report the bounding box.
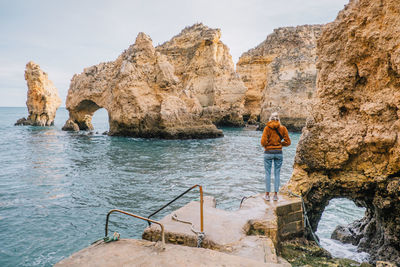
[280,238,362,267]
[237,25,323,131]
[331,219,364,246]
[61,119,79,131]
[15,62,61,126]
[331,225,357,245]
[286,0,400,264]
[14,117,30,126]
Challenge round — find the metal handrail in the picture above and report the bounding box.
[147,184,204,233]
[105,209,165,246]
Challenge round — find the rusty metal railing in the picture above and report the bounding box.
[105,209,165,246]
[147,184,204,233]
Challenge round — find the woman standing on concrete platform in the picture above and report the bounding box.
[261,112,291,201]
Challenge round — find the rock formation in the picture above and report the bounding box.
[63,32,223,139]
[156,24,247,126]
[63,24,247,138]
[237,25,323,130]
[286,0,400,264]
[15,61,61,126]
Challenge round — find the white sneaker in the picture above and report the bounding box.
[273,194,278,201]
[264,195,270,201]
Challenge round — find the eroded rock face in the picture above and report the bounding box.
[15,61,61,126]
[237,25,322,130]
[156,24,247,126]
[63,32,222,139]
[287,0,400,263]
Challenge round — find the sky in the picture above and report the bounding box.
[0,0,349,107]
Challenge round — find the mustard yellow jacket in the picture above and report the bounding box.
[261,120,291,151]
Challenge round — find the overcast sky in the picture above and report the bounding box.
[0,0,348,107]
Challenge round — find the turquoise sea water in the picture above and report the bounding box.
[0,107,367,266]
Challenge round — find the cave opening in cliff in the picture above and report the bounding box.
[91,108,109,133]
[315,198,369,261]
[72,100,109,132]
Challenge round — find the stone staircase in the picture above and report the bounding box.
[143,193,304,265]
[55,193,304,266]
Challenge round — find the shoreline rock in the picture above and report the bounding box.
[15,61,61,126]
[331,220,365,247]
[280,238,368,267]
[286,0,400,264]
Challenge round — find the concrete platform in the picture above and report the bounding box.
[55,193,301,266]
[143,193,303,263]
[54,239,289,267]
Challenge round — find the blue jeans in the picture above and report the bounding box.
[264,153,283,193]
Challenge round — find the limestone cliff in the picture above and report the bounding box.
[63,32,222,139]
[15,61,61,126]
[237,25,323,130]
[286,0,400,263]
[156,24,247,126]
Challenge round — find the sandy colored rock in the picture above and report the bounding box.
[157,24,247,126]
[15,61,61,126]
[376,261,398,267]
[62,32,222,139]
[286,0,400,263]
[237,25,322,130]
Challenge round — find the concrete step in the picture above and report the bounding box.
[54,239,282,267]
[142,193,303,265]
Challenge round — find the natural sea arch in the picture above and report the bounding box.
[91,108,110,133]
[69,99,109,131]
[287,173,398,263]
[316,198,367,260]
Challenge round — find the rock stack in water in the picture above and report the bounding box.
[237,25,323,130]
[15,61,61,126]
[63,25,245,138]
[287,0,400,264]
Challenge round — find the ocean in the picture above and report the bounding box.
[0,107,368,266]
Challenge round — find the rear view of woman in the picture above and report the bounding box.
[261,112,291,201]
